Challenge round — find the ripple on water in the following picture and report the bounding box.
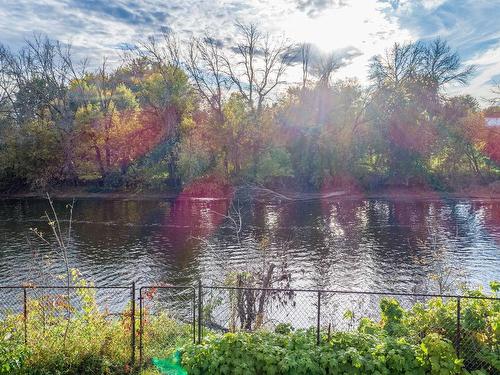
[0,197,498,295]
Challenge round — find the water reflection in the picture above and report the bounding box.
[0,197,498,293]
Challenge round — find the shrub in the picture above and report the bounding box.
[403,292,499,372]
[0,283,497,374]
[0,282,191,375]
[417,333,463,374]
[103,171,125,190]
[181,329,463,375]
[182,286,499,375]
[0,331,28,374]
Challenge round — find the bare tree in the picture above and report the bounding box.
[185,35,231,123]
[414,231,469,294]
[222,22,294,116]
[369,39,475,90]
[484,80,500,107]
[196,198,293,331]
[313,52,340,88]
[422,38,476,86]
[369,41,424,88]
[30,193,75,347]
[135,30,181,73]
[300,43,311,89]
[0,46,17,120]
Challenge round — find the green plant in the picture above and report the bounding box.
[417,333,463,374]
[0,280,191,374]
[403,292,499,372]
[181,329,464,375]
[0,331,28,374]
[1,282,498,374]
[380,298,405,335]
[182,285,500,375]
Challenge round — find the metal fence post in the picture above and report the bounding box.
[456,297,461,358]
[197,281,202,344]
[130,281,136,366]
[192,288,196,344]
[23,288,27,346]
[139,288,143,368]
[316,291,321,345]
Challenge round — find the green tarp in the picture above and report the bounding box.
[152,351,187,375]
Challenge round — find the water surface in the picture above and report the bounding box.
[0,196,499,295]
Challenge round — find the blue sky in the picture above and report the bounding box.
[0,0,498,99]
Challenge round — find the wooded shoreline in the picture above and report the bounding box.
[2,185,500,201]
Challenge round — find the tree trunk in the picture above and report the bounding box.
[94,145,106,178]
[255,264,275,329]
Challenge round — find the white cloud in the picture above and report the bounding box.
[270,0,414,84]
[421,0,447,10]
[457,45,500,100]
[0,0,497,99]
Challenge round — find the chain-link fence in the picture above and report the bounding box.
[0,286,28,346]
[0,284,136,365]
[199,286,318,338]
[1,283,498,372]
[317,291,498,371]
[138,286,195,365]
[195,286,499,373]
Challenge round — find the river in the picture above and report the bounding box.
[0,196,499,297]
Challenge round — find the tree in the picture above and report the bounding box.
[183,35,233,177]
[221,23,294,178]
[422,38,476,87]
[126,35,196,186]
[368,39,476,185]
[0,35,86,186]
[369,42,424,89]
[185,35,231,124]
[299,43,311,89]
[222,23,293,115]
[72,67,141,178]
[0,31,496,193]
[276,79,369,189]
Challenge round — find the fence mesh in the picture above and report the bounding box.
[458,297,497,371]
[0,287,26,346]
[0,287,25,315]
[139,286,195,364]
[200,287,319,334]
[1,284,498,373]
[0,285,134,366]
[320,292,434,332]
[196,288,498,373]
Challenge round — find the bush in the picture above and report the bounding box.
[403,290,499,372]
[0,330,28,374]
[182,284,499,375]
[0,278,191,375]
[103,171,125,190]
[181,329,462,375]
[0,282,497,374]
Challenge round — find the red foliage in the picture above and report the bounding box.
[484,128,500,163]
[162,175,233,248]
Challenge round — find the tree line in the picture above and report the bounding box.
[0,24,498,193]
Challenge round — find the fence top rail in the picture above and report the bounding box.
[201,285,500,301]
[1,284,498,301]
[139,285,195,292]
[0,285,131,290]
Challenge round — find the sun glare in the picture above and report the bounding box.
[281,0,412,80]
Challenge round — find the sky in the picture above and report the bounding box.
[0,0,499,100]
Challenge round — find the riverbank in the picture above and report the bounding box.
[1,184,500,201]
[0,187,179,200]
